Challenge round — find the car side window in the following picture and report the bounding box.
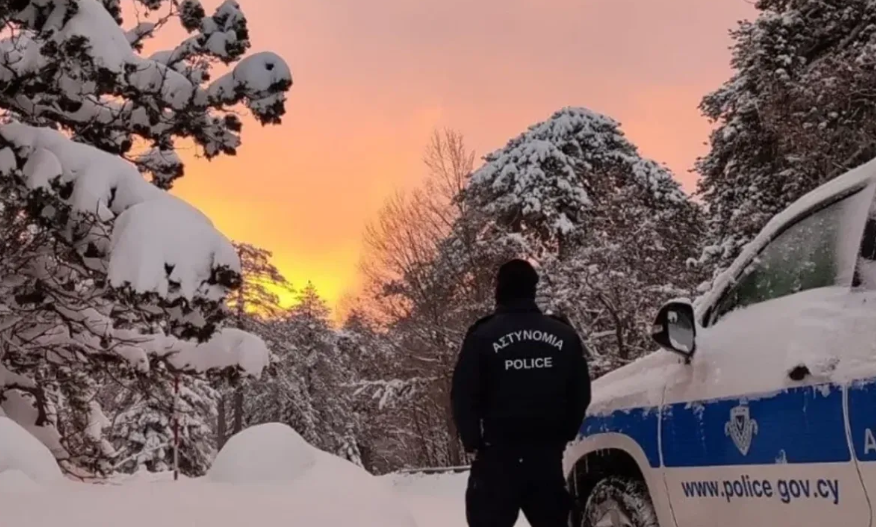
[854,198,876,289]
[710,194,855,324]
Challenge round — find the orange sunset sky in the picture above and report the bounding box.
[165,0,756,313]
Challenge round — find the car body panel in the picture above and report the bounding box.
[566,158,876,526]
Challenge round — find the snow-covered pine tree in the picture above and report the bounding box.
[105,372,217,476]
[286,283,362,465]
[0,0,289,476]
[217,242,293,448]
[697,0,876,281]
[342,315,439,473]
[229,243,292,322]
[245,283,364,465]
[0,0,291,189]
[461,107,703,374]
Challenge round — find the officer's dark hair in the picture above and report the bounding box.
[495,259,539,305]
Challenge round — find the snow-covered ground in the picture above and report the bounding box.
[387,472,473,527]
[0,417,532,527]
[0,471,530,527]
[0,468,530,527]
[386,472,531,527]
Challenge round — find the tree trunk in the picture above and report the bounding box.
[217,395,227,450]
[598,293,627,360]
[232,385,244,434]
[412,407,430,467]
[442,376,462,466]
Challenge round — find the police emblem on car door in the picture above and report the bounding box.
[725,404,758,456]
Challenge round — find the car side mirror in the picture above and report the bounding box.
[651,300,697,362]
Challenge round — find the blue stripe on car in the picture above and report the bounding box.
[847,379,876,462]
[580,406,661,468]
[581,383,852,468]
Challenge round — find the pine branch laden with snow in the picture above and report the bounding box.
[0,122,241,345]
[165,327,270,377]
[696,0,876,283]
[0,0,293,189]
[351,378,434,411]
[0,0,291,477]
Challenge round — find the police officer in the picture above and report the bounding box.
[451,259,591,527]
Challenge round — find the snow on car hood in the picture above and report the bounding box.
[588,350,683,416]
[587,286,876,421]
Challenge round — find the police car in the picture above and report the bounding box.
[564,158,876,527]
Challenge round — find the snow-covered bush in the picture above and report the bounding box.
[0,0,291,476]
[106,373,218,476]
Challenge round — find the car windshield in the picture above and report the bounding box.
[711,195,850,323]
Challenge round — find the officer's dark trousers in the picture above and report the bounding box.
[465,446,571,527]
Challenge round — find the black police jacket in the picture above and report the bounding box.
[450,299,591,453]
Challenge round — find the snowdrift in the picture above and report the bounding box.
[206,423,415,526]
[0,416,63,489]
[208,422,317,484]
[0,422,418,527]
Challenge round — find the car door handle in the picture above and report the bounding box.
[788,364,810,381]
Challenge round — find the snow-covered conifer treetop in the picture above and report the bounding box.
[466,107,688,242]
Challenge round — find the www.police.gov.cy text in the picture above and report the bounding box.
[680,475,840,505]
